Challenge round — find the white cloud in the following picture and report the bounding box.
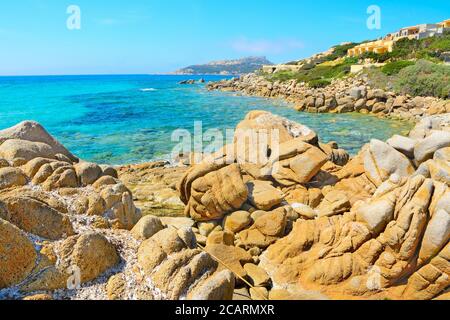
[230,37,304,55]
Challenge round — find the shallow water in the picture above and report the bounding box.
[0,75,413,165]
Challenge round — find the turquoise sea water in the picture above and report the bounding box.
[0,75,413,165]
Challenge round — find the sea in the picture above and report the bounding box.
[0,74,413,165]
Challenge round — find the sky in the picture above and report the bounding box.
[0,0,449,75]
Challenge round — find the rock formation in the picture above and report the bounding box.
[1,111,449,300]
[0,121,235,300]
[175,111,450,300]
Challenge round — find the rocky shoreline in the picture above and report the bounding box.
[207,73,450,122]
[1,109,449,300]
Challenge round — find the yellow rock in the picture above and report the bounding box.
[0,218,37,289]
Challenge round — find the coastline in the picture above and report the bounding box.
[206,72,450,123]
[1,105,449,300]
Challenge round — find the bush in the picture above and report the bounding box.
[266,57,356,84]
[323,42,361,62]
[382,60,415,75]
[393,60,450,98]
[308,79,331,88]
[364,67,391,90]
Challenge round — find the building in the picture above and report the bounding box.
[262,64,301,74]
[438,19,450,29]
[348,18,449,57]
[416,24,445,40]
[347,39,394,57]
[393,25,420,40]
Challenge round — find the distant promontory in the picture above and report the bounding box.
[173,56,273,75]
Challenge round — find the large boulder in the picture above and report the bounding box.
[0,195,74,240]
[418,209,450,266]
[387,135,416,159]
[235,110,318,146]
[409,114,450,140]
[223,211,252,233]
[363,139,415,186]
[137,227,235,300]
[179,163,248,221]
[0,139,57,164]
[237,208,288,249]
[0,121,144,298]
[271,138,328,186]
[74,161,103,186]
[131,215,165,240]
[21,232,120,292]
[188,270,235,300]
[0,121,76,161]
[204,244,253,278]
[98,183,142,230]
[0,167,28,189]
[317,190,351,217]
[402,242,450,300]
[254,208,287,237]
[260,175,437,299]
[0,218,37,289]
[58,233,120,283]
[247,180,283,211]
[414,131,450,165]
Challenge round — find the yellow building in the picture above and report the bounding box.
[348,18,449,57]
[438,19,450,28]
[347,40,394,57]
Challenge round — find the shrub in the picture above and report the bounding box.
[308,79,331,88]
[382,60,415,75]
[364,67,391,90]
[323,42,361,62]
[393,60,450,98]
[266,57,355,84]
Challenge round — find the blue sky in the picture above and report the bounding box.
[0,0,449,75]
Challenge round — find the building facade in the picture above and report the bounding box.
[348,18,449,57]
[347,40,394,57]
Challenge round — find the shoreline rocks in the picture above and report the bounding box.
[1,110,450,300]
[0,121,234,301]
[207,73,450,122]
[173,111,450,300]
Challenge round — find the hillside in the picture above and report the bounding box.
[173,56,273,75]
[261,30,450,98]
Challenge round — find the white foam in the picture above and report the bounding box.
[140,88,157,92]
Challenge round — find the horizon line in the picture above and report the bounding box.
[0,73,236,78]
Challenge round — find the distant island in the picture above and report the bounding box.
[173,56,273,75]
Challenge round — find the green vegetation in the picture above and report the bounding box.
[308,79,332,88]
[282,43,361,68]
[324,42,360,61]
[381,60,415,75]
[364,67,391,90]
[263,32,449,95]
[393,60,450,99]
[266,57,358,87]
[364,60,450,99]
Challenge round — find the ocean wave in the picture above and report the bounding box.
[140,88,157,92]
